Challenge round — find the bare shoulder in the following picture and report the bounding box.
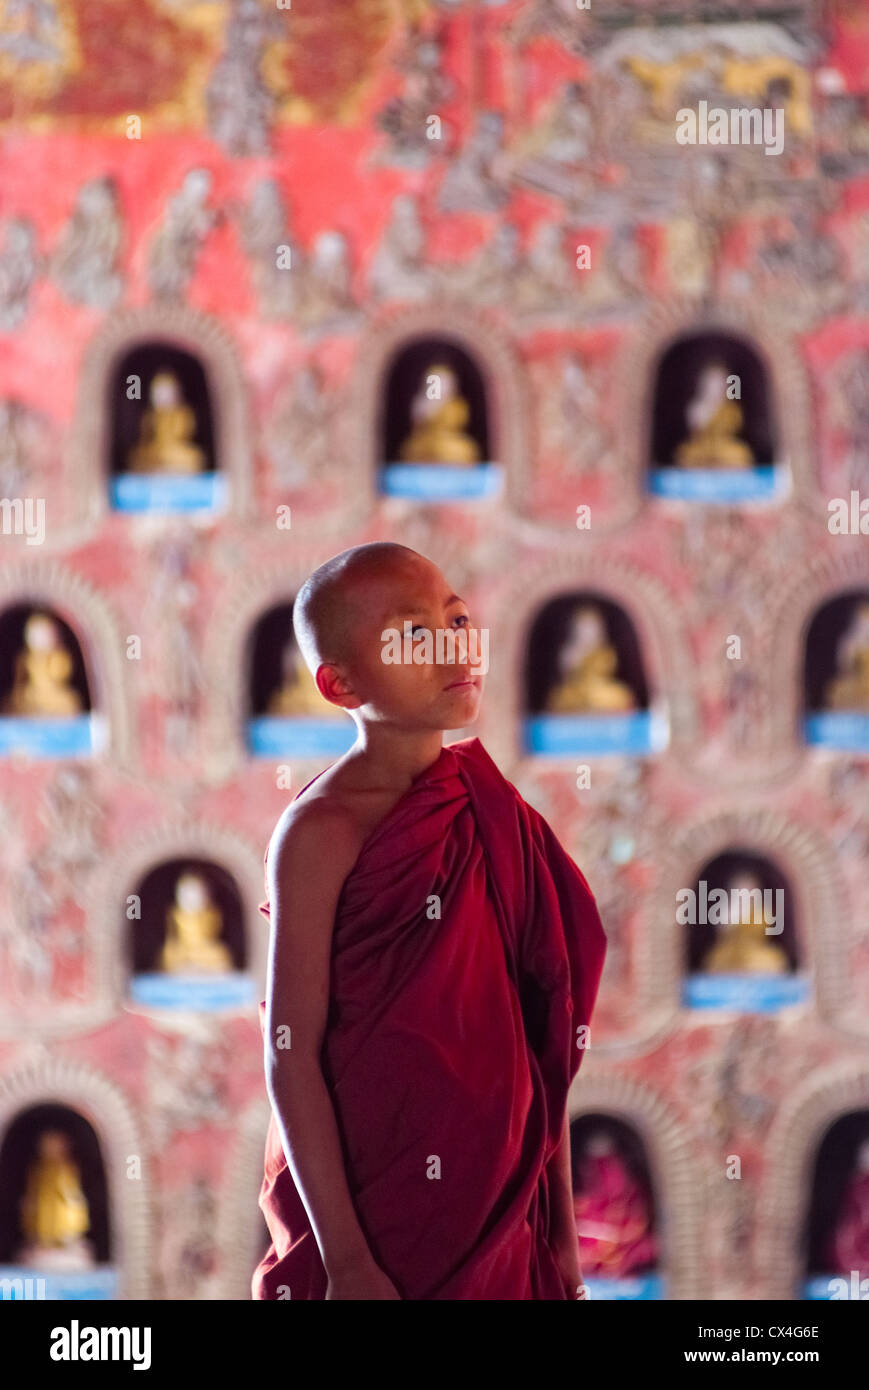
[268,791,368,892]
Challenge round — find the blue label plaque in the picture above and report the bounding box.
[0,715,93,757]
[380,462,503,501]
[582,1272,663,1301]
[130,971,256,1011]
[111,473,226,513]
[804,712,869,751]
[648,465,786,503]
[683,972,810,1013]
[0,1264,118,1300]
[803,1273,869,1301]
[247,716,356,757]
[524,710,667,756]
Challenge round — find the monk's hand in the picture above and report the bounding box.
[325,1255,402,1300]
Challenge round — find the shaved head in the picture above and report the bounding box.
[292,542,424,673]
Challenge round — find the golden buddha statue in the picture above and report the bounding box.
[127,369,206,474]
[266,638,345,719]
[545,604,636,715]
[398,363,481,466]
[674,360,755,469]
[18,1129,92,1261]
[823,601,869,712]
[702,872,789,974]
[2,611,83,717]
[159,871,233,974]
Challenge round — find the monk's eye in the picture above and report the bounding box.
[452,614,470,628]
[411,624,427,636]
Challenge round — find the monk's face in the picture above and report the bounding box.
[327,554,485,729]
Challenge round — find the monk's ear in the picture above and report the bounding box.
[316,662,361,710]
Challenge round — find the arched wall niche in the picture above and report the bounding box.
[0,1055,153,1298]
[568,1070,704,1299]
[213,1098,272,1300]
[645,808,850,1030]
[613,298,815,512]
[69,304,252,527]
[0,558,134,767]
[768,550,869,755]
[757,1061,869,1300]
[92,820,267,1007]
[352,301,530,506]
[486,550,696,771]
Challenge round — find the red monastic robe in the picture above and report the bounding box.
[825,1170,869,1277]
[252,737,607,1300]
[573,1153,658,1277]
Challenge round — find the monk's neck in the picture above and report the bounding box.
[348,722,445,788]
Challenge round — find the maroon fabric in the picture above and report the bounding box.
[252,737,607,1300]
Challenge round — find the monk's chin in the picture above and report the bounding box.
[443,710,482,731]
[441,695,482,721]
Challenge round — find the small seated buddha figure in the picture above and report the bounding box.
[674,360,755,469]
[702,870,790,975]
[398,363,481,466]
[159,871,233,974]
[18,1128,94,1268]
[266,638,345,719]
[824,1136,869,1278]
[573,1129,658,1279]
[823,601,869,712]
[127,369,206,474]
[2,611,83,717]
[544,604,636,715]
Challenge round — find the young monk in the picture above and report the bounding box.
[252,542,607,1300]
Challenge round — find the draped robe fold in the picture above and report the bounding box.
[252,737,606,1300]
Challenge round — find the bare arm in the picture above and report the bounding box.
[263,800,397,1294]
[548,1110,583,1296]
